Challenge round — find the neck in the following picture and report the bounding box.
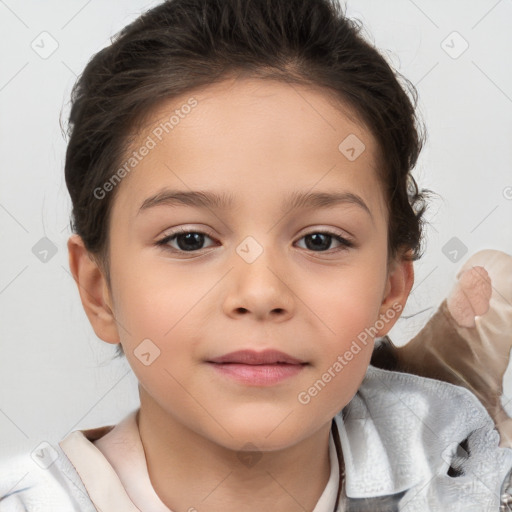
[137,389,334,512]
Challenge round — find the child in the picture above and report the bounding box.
[1,0,511,510]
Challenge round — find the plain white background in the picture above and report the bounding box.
[1,0,511,457]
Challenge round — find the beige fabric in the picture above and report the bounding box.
[59,426,140,512]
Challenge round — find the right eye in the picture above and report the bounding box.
[155,228,218,253]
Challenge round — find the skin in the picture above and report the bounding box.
[68,77,414,512]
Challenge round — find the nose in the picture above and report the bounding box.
[222,244,295,322]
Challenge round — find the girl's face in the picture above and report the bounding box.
[75,77,412,451]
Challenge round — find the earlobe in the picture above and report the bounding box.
[376,256,414,337]
[67,234,120,345]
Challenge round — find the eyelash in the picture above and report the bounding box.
[155,227,354,255]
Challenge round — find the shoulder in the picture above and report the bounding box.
[0,443,96,512]
[354,363,494,417]
[336,365,512,510]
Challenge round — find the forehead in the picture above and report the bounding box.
[112,77,384,219]
[133,76,377,161]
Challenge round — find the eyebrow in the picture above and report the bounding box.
[138,188,373,220]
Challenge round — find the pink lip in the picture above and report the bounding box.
[207,350,307,386]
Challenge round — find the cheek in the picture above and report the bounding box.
[303,265,385,340]
[109,261,214,401]
[110,256,206,342]
[298,265,385,405]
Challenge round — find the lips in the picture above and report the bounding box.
[207,349,306,365]
[206,349,307,386]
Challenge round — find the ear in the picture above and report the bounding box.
[67,234,120,345]
[375,252,414,337]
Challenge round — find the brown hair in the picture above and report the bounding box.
[64,0,428,359]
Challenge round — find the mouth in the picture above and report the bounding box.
[206,349,308,386]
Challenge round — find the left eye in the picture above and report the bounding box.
[156,229,353,253]
[295,231,353,252]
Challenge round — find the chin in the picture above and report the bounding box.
[207,413,321,453]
